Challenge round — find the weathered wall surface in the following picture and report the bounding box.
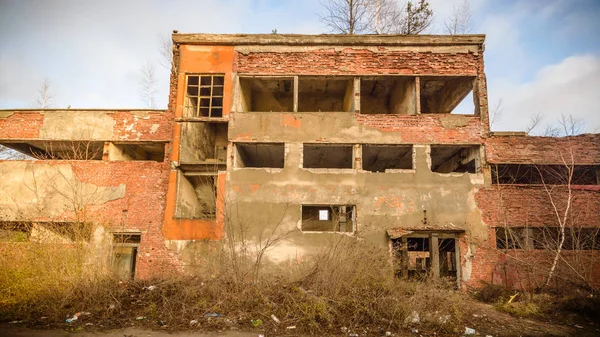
[230,112,484,144]
[0,160,178,279]
[486,134,600,165]
[0,110,171,141]
[234,46,482,75]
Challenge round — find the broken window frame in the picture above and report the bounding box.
[300,205,356,233]
[184,74,225,118]
[233,142,285,169]
[391,232,461,285]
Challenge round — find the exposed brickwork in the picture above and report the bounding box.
[356,114,484,143]
[0,112,44,138]
[486,134,600,165]
[475,185,600,228]
[234,49,482,75]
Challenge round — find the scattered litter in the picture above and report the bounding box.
[258,334,265,337]
[144,285,157,291]
[575,324,584,329]
[81,312,91,316]
[108,304,116,310]
[349,333,359,337]
[405,311,420,325]
[271,314,281,324]
[385,331,392,336]
[66,313,81,323]
[411,328,419,334]
[190,319,198,325]
[136,316,146,320]
[439,315,451,324]
[464,327,476,335]
[40,317,47,320]
[158,320,167,326]
[473,314,480,317]
[204,312,220,318]
[341,327,348,333]
[485,335,493,337]
[8,320,23,324]
[286,326,296,330]
[85,323,93,326]
[251,319,263,328]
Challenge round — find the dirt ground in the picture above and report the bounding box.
[2,302,599,337]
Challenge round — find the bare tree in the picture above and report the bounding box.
[139,62,157,109]
[444,0,473,35]
[319,0,433,35]
[558,114,584,136]
[489,98,503,129]
[319,0,372,34]
[35,78,55,108]
[526,112,544,135]
[158,34,173,70]
[399,0,433,34]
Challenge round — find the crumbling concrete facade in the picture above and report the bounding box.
[1,34,598,288]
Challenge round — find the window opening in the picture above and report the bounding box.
[492,164,599,185]
[303,144,353,169]
[185,74,224,117]
[360,77,416,114]
[235,143,284,168]
[430,145,481,173]
[298,77,353,112]
[175,172,217,219]
[362,145,412,172]
[301,205,354,232]
[420,76,475,114]
[238,77,294,112]
[112,233,141,279]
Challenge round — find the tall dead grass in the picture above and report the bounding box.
[0,234,466,335]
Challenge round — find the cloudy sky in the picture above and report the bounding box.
[0,0,599,133]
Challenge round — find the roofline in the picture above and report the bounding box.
[172,33,486,46]
[0,109,167,112]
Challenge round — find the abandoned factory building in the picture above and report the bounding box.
[1,33,599,287]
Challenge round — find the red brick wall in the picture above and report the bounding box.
[357,114,484,143]
[475,185,600,228]
[234,48,482,75]
[486,134,600,165]
[0,110,170,141]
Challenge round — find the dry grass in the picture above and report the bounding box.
[0,237,467,335]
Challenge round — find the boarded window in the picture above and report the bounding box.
[303,144,353,169]
[430,145,481,173]
[234,143,284,168]
[362,145,413,171]
[184,74,224,117]
[301,205,354,232]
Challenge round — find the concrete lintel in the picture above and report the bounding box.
[173,33,486,47]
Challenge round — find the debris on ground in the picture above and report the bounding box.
[270,314,280,324]
[465,326,476,335]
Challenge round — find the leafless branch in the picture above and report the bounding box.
[319,0,372,34]
[139,62,157,109]
[444,0,473,35]
[526,112,544,135]
[35,78,55,109]
[489,98,503,129]
[158,34,173,70]
[557,114,584,136]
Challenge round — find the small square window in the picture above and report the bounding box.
[184,74,225,118]
[301,205,354,232]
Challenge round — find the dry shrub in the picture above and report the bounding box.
[1,232,467,335]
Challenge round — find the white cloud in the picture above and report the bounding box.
[492,54,600,133]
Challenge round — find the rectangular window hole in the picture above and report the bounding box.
[430,145,481,173]
[360,77,416,114]
[362,144,413,172]
[176,172,217,219]
[108,143,165,162]
[492,164,599,185]
[298,77,353,112]
[235,143,284,168]
[301,205,354,232]
[420,76,475,114]
[1,141,104,160]
[303,144,353,169]
[239,77,294,112]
